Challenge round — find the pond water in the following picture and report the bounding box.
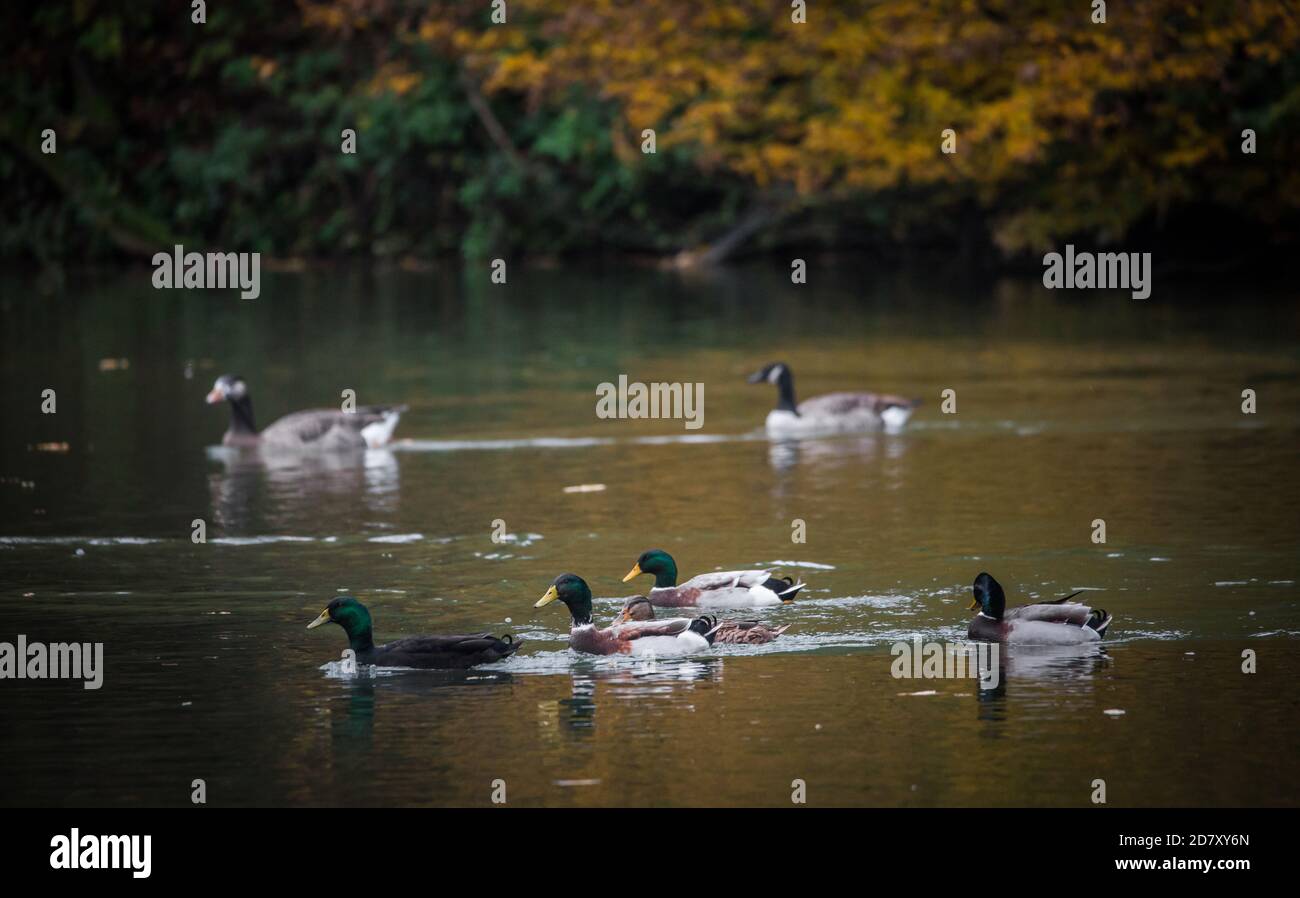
[1,262,1297,806]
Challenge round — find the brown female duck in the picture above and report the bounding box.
[616,596,789,645]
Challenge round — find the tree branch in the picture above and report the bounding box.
[458,65,530,172]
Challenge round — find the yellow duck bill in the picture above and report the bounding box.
[306,608,331,629]
[534,585,560,608]
[621,563,642,583]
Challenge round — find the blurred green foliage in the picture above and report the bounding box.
[2,1,1298,266]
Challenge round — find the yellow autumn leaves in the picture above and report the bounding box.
[303,0,1300,253]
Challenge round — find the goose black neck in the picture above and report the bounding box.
[774,371,798,413]
[228,396,257,434]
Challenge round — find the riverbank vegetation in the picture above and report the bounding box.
[4,1,1299,268]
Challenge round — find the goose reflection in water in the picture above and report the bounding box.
[766,433,911,486]
[206,445,400,531]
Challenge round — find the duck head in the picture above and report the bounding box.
[307,596,376,653]
[969,572,1007,620]
[535,573,594,626]
[622,548,679,588]
[615,596,655,624]
[746,362,797,412]
[206,374,256,433]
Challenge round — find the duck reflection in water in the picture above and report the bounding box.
[973,643,1111,720]
[326,666,515,756]
[537,661,725,740]
[332,677,376,756]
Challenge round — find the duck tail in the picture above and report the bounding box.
[766,575,804,601]
[1086,610,1112,638]
[361,406,405,448]
[1043,589,1086,605]
[496,633,523,659]
[688,615,722,646]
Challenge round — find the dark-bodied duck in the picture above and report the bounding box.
[966,572,1112,644]
[747,362,919,435]
[616,596,789,645]
[535,574,720,656]
[207,374,406,450]
[622,548,803,609]
[307,596,520,668]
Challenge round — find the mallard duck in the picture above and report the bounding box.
[616,596,789,644]
[306,596,520,668]
[207,374,406,450]
[747,362,919,435]
[535,574,720,656]
[966,572,1112,644]
[621,548,804,609]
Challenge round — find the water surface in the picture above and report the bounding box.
[1,263,1297,806]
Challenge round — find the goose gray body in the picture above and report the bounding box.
[747,362,919,435]
[207,374,405,451]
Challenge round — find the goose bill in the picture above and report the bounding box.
[306,609,331,629]
[205,387,225,404]
[535,585,559,608]
[621,563,643,583]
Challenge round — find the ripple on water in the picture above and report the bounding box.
[0,536,163,546]
[393,432,772,453]
[756,559,837,570]
[367,533,424,544]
